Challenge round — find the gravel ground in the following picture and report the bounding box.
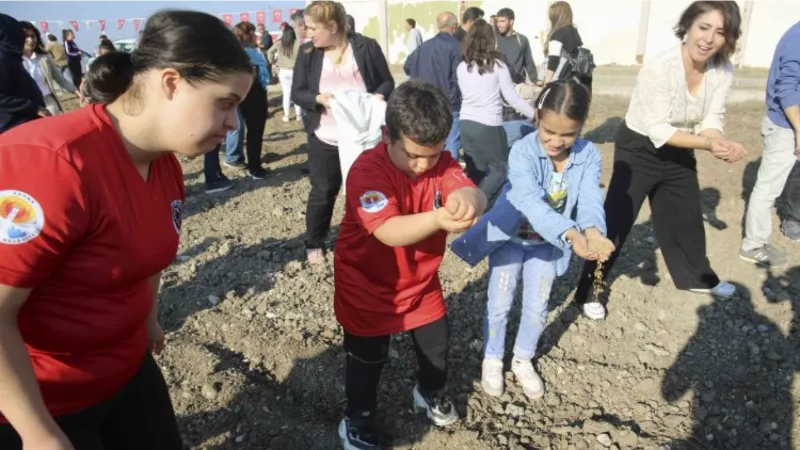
[149,94,800,450]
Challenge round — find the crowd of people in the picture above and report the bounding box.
[0,1,798,449]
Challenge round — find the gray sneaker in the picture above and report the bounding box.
[781,220,800,241]
[739,244,787,267]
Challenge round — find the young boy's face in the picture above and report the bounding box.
[384,130,443,177]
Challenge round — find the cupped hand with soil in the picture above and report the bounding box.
[584,227,615,263]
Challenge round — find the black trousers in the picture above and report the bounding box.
[0,353,181,450]
[305,133,342,250]
[780,160,800,224]
[240,79,267,172]
[67,57,82,90]
[574,122,720,303]
[344,316,450,417]
[461,120,510,201]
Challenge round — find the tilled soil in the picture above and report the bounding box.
[159,95,800,450]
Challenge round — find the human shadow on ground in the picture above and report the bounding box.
[585,116,623,144]
[662,274,799,450]
[159,230,313,334]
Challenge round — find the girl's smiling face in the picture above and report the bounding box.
[536,110,582,161]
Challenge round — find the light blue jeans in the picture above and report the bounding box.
[225,108,245,164]
[483,241,557,361]
[445,111,461,161]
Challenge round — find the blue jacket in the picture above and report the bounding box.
[766,21,800,129]
[0,13,45,134]
[404,32,461,112]
[450,131,606,277]
[245,46,270,90]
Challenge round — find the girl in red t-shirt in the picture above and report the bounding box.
[0,10,255,450]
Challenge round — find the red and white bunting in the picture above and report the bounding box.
[98,19,106,32]
[133,19,142,31]
[39,21,48,32]
[272,10,282,23]
[240,12,250,23]
[223,13,233,26]
[256,11,266,25]
[117,18,126,30]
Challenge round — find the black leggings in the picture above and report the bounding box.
[0,353,182,450]
[240,77,267,172]
[344,316,450,417]
[67,57,82,89]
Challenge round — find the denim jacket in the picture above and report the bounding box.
[450,130,606,277]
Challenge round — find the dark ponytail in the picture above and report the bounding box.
[82,52,135,104]
[89,9,253,104]
[534,79,591,123]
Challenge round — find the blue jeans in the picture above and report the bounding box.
[225,108,245,164]
[204,145,224,184]
[445,112,461,161]
[484,241,557,361]
[504,119,535,150]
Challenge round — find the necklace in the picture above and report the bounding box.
[331,40,349,66]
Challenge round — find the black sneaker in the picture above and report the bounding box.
[223,160,247,170]
[337,412,379,450]
[248,167,269,180]
[412,385,458,426]
[205,178,233,194]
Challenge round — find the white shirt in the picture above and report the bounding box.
[22,52,51,97]
[625,44,734,148]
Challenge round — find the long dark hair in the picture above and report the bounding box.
[87,10,253,104]
[280,26,297,57]
[19,21,46,54]
[462,19,503,75]
[674,1,742,63]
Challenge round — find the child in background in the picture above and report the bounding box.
[334,79,487,449]
[451,79,614,400]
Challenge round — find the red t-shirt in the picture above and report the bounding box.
[0,105,185,419]
[334,143,475,337]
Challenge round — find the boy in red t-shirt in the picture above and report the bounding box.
[334,79,487,449]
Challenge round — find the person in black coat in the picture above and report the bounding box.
[0,13,45,134]
[291,1,394,264]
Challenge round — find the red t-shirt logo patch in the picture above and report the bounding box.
[0,190,45,245]
[359,191,388,213]
[171,200,183,235]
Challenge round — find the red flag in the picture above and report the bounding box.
[117,18,126,30]
[133,19,142,31]
[272,10,282,23]
[223,14,233,26]
[240,12,250,23]
[70,20,79,32]
[256,11,266,25]
[98,19,106,32]
[39,21,48,33]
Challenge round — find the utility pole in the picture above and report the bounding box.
[635,0,651,64]
[736,1,755,68]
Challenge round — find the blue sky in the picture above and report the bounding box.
[4,1,303,49]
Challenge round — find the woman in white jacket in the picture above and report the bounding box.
[20,21,80,115]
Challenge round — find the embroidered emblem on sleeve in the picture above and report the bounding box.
[0,190,45,245]
[171,200,183,235]
[359,191,388,213]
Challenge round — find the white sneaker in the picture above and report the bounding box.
[511,358,545,400]
[481,358,504,396]
[689,281,735,298]
[282,116,290,123]
[295,115,303,121]
[411,385,458,426]
[582,301,606,320]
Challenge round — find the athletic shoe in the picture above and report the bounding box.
[781,220,800,241]
[223,160,246,170]
[249,167,269,180]
[282,116,290,123]
[205,178,233,194]
[739,244,787,267]
[688,281,736,298]
[481,358,504,396]
[582,301,606,320]
[412,385,458,426]
[511,358,545,400]
[338,412,379,450]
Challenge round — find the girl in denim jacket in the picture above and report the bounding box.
[451,79,614,400]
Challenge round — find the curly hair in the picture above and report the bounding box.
[461,19,503,75]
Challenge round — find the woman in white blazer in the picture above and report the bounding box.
[20,21,81,115]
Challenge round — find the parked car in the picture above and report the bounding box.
[113,38,137,53]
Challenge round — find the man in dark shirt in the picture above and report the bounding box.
[494,8,537,85]
[454,6,483,42]
[404,12,462,161]
[0,13,46,134]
